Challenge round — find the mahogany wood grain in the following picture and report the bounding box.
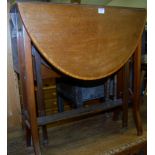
[117,69,123,99]
[17,28,32,146]
[22,27,41,155]
[38,99,122,126]
[17,3,146,80]
[122,61,130,128]
[41,64,60,79]
[33,50,48,145]
[133,40,143,136]
[15,3,146,154]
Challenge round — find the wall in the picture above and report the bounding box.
[50,0,111,5]
[7,3,21,131]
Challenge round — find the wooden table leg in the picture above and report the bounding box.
[117,69,123,99]
[17,29,32,147]
[33,49,48,145]
[122,61,130,128]
[133,41,143,136]
[23,27,42,154]
[113,67,124,121]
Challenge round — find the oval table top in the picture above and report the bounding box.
[18,2,146,80]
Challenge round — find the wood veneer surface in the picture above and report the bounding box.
[18,2,146,80]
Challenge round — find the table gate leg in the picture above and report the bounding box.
[17,27,32,147]
[133,41,143,136]
[33,49,48,145]
[23,27,42,154]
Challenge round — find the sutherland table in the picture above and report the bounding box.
[15,2,146,155]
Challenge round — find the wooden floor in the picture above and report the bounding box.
[8,97,147,155]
